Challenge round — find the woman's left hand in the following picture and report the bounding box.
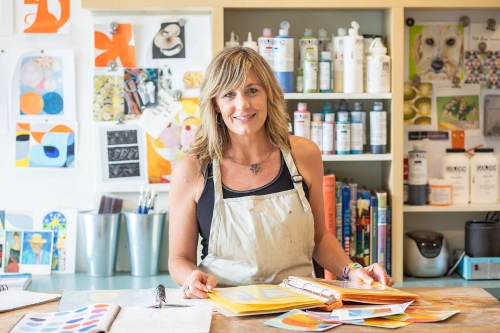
[348,263,395,286]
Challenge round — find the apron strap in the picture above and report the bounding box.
[212,159,224,214]
[282,149,310,212]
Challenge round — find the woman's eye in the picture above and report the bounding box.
[248,88,258,94]
[223,92,235,98]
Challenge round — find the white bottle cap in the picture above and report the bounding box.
[312,113,322,121]
[369,37,387,54]
[318,28,327,38]
[337,28,346,37]
[279,21,290,36]
[354,102,363,111]
[349,21,360,36]
[321,51,331,60]
[304,28,313,37]
[413,141,423,150]
[298,102,307,111]
[242,32,258,51]
[225,31,240,47]
[373,101,383,111]
[262,28,272,37]
[325,113,335,122]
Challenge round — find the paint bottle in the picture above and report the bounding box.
[322,113,336,155]
[362,34,382,92]
[299,28,318,66]
[273,21,294,93]
[343,21,364,93]
[352,102,367,152]
[320,101,335,121]
[242,32,258,52]
[311,113,323,150]
[258,28,274,69]
[441,148,470,204]
[293,102,311,139]
[296,67,303,93]
[369,101,387,154]
[366,38,391,93]
[333,28,346,93]
[318,28,332,54]
[350,110,363,154]
[336,107,350,155]
[319,51,333,93]
[470,148,498,204]
[303,49,318,93]
[408,142,428,205]
[225,31,240,48]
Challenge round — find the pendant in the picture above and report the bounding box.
[250,163,259,175]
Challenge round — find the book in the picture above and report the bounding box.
[369,192,378,265]
[0,272,31,290]
[356,186,371,266]
[335,180,343,244]
[207,284,324,315]
[348,179,358,260]
[375,189,388,268]
[281,276,420,305]
[323,173,336,280]
[0,290,61,313]
[341,179,350,255]
[9,302,213,333]
[386,205,392,275]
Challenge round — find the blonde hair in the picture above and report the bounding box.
[189,46,291,174]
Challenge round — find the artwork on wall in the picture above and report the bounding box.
[15,122,77,169]
[20,230,53,275]
[123,68,159,117]
[152,21,186,59]
[94,23,137,68]
[3,231,23,273]
[11,49,76,122]
[23,0,70,34]
[93,67,125,121]
[404,81,433,127]
[482,90,500,136]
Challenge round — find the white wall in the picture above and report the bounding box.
[0,1,172,272]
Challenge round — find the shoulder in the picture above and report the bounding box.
[170,153,205,201]
[289,135,323,186]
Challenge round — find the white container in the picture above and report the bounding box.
[343,21,364,93]
[350,111,363,154]
[352,102,367,152]
[225,31,240,48]
[319,51,333,93]
[273,21,294,93]
[294,102,311,139]
[317,28,332,54]
[299,28,318,65]
[242,32,258,52]
[470,147,498,204]
[369,101,387,154]
[336,111,350,155]
[303,49,318,93]
[428,178,452,206]
[441,148,470,204]
[366,38,391,93]
[333,28,346,93]
[322,113,335,155]
[311,113,323,150]
[258,28,274,68]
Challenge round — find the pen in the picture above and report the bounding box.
[146,190,157,214]
[137,186,144,214]
[142,188,151,214]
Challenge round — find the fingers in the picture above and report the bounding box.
[365,263,392,285]
[182,270,217,299]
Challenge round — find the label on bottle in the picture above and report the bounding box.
[304,60,318,92]
[350,122,363,153]
[366,57,390,93]
[311,122,323,149]
[370,111,387,145]
[322,122,335,154]
[258,37,274,68]
[294,112,311,139]
[336,123,350,154]
[319,61,332,92]
[273,38,294,72]
[408,151,427,185]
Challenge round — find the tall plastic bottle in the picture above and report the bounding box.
[299,28,318,66]
[366,38,391,93]
[296,68,303,93]
[369,101,387,154]
[273,21,294,93]
[343,21,364,93]
[333,28,346,93]
[311,113,323,150]
[303,49,318,93]
[352,102,367,152]
[293,102,311,139]
[258,28,274,69]
[225,31,240,48]
[441,148,470,204]
[320,101,335,121]
[242,32,258,52]
[336,111,350,155]
[319,51,333,93]
[470,148,498,204]
[317,28,332,54]
[322,113,335,155]
[408,142,428,205]
[350,110,363,154]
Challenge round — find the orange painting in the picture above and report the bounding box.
[94,23,137,68]
[24,0,70,34]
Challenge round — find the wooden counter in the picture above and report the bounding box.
[2,286,499,332]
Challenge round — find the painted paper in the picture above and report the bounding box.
[124,68,159,117]
[152,22,185,59]
[23,0,70,34]
[94,23,137,68]
[264,309,340,331]
[483,91,500,136]
[346,317,411,329]
[12,49,76,122]
[1,210,34,230]
[20,230,53,275]
[384,308,460,322]
[464,51,500,88]
[15,122,76,168]
[404,81,433,126]
[3,231,22,273]
[327,302,412,321]
[93,67,125,121]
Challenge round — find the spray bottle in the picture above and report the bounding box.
[242,32,258,52]
[343,21,364,93]
[273,21,294,93]
[225,31,240,48]
[366,38,391,93]
[258,28,274,68]
[333,28,346,93]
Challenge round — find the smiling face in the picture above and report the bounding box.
[214,69,268,137]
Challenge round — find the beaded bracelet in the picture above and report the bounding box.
[342,262,363,280]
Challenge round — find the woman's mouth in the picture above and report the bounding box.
[233,114,256,121]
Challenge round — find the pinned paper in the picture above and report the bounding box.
[23,0,70,34]
[93,67,125,121]
[94,23,137,67]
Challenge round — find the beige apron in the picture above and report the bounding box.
[198,149,315,286]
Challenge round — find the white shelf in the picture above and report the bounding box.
[322,153,392,161]
[285,92,392,100]
[404,203,500,213]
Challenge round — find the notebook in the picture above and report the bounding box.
[0,273,32,290]
[9,303,213,333]
[0,290,61,313]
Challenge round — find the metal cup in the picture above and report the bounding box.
[123,211,166,277]
[79,210,121,277]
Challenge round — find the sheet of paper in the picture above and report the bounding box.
[58,288,158,311]
[264,309,340,331]
[328,301,412,321]
[110,305,212,333]
[0,290,61,313]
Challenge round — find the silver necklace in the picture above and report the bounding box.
[225,148,274,175]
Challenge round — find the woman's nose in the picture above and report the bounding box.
[235,93,250,109]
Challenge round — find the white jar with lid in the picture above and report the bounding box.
[470,147,498,204]
[441,148,470,204]
[428,178,452,206]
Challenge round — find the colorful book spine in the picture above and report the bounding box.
[341,179,350,255]
[323,174,337,280]
[386,205,392,275]
[335,180,343,244]
[376,189,387,269]
[369,192,378,265]
[348,180,358,260]
[356,186,371,266]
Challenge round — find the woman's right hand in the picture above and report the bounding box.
[181,270,218,299]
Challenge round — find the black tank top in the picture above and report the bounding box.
[196,151,309,259]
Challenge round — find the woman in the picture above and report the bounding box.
[168,46,394,299]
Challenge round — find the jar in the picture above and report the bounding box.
[428,178,452,206]
[441,148,469,204]
[470,148,498,204]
